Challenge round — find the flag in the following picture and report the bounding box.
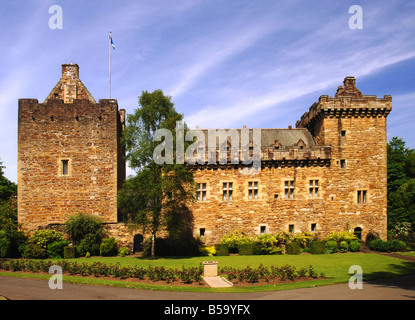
[110,33,116,50]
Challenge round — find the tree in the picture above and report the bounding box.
[118,90,195,259]
[387,137,415,230]
[0,160,17,203]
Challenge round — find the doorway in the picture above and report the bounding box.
[133,234,144,253]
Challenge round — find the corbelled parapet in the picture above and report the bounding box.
[296,77,392,129]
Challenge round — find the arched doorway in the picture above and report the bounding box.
[354,227,362,240]
[133,234,144,253]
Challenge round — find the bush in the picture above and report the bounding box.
[118,247,130,257]
[349,240,361,252]
[325,240,338,254]
[64,212,103,245]
[238,243,254,255]
[285,242,300,255]
[214,244,229,256]
[292,232,314,248]
[365,230,380,244]
[77,234,101,257]
[47,240,69,259]
[220,230,253,253]
[23,243,47,259]
[369,239,407,252]
[339,241,349,253]
[0,230,12,258]
[325,231,358,244]
[199,246,216,257]
[28,229,65,250]
[100,237,118,256]
[63,246,76,259]
[309,241,326,254]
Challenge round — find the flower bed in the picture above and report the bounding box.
[0,259,325,287]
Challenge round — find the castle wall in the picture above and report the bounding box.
[17,98,123,230]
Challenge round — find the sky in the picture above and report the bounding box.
[1,0,415,183]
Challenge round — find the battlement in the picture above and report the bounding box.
[296,77,392,129]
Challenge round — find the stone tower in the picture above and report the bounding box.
[18,64,126,231]
[296,77,392,239]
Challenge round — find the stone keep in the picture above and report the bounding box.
[18,64,126,231]
[189,77,391,244]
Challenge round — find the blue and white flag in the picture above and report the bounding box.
[111,35,116,50]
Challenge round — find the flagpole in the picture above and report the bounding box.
[109,31,112,99]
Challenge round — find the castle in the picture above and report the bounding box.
[18,64,391,250]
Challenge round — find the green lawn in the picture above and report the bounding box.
[1,253,414,292]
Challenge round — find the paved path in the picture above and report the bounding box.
[1,274,414,300]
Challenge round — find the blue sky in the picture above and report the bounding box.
[1,0,415,182]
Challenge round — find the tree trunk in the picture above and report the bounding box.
[151,233,156,259]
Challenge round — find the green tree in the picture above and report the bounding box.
[118,90,195,259]
[0,160,17,202]
[387,137,415,230]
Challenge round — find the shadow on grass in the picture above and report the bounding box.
[363,261,415,291]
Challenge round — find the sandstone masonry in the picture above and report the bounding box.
[17,66,391,251]
[188,77,391,244]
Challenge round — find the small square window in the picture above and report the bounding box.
[341,130,346,137]
[311,223,317,232]
[260,226,266,234]
[274,194,279,200]
[288,224,294,233]
[200,228,205,237]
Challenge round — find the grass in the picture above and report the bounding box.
[1,253,415,292]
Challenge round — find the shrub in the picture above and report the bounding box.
[100,237,118,256]
[77,233,101,257]
[63,246,76,259]
[220,230,253,253]
[325,240,338,254]
[285,242,300,255]
[28,229,65,250]
[349,240,361,252]
[47,240,69,259]
[118,247,130,257]
[238,243,254,255]
[22,243,47,259]
[64,212,103,245]
[214,243,229,256]
[0,230,12,258]
[309,241,326,254]
[339,241,349,253]
[369,239,407,252]
[199,246,216,257]
[292,231,314,248]
[325,231,358,244]
[365,230,380,244]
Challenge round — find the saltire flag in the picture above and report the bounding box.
[110,33,116,50]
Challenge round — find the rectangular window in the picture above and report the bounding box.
[62,160,69,175]
[284,180,294,199]
[309,180,319,198]
[223,182,233,201]
[311,223,317,232]
[289,224,294,233]
[260,226,266,234]
[340,159,346,169]
[199,228,205,237]
[357,190,367,203]
[341,130,346,137]
[196,183,207,201]
[248,181,258,199]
